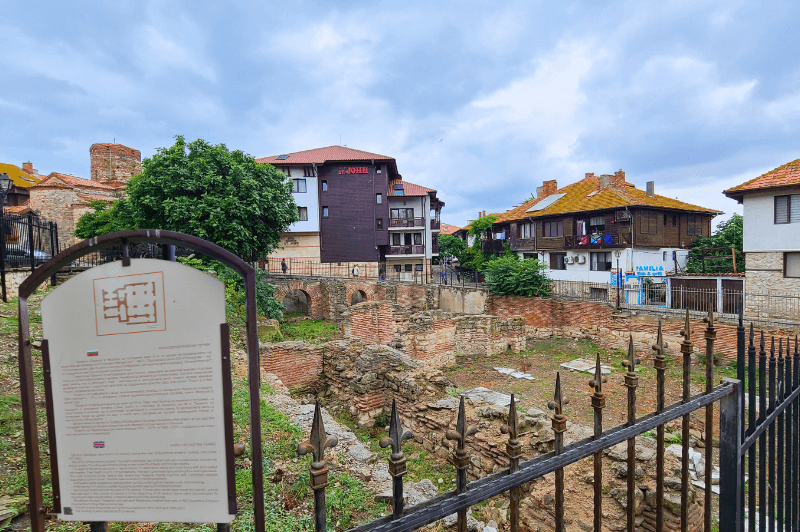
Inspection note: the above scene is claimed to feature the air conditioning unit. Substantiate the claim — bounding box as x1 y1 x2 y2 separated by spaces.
615 210 631 221
565 256 574 265
577 255 586 264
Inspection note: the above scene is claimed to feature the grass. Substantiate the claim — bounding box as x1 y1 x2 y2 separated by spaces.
264 317 339 344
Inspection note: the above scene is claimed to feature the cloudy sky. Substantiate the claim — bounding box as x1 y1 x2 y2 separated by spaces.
2 0 799 227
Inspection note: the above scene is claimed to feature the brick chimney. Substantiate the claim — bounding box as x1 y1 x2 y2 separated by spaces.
585 172 595 180
22 162 37 176
541 180 558 197
610 169 626 187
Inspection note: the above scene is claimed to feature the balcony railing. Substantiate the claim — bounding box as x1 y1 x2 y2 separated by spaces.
509 237 535 251
564 233 629 249
430 219 440 230
431 244 439 254
389 217 425 228
481 239 505 254
387 244 425 255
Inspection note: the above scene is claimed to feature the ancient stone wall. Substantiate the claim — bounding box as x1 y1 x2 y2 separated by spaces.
28 187 78 247
90 143 141 185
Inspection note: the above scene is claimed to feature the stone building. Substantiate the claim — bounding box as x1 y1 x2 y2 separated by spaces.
27 143 140 247
724 158 800 316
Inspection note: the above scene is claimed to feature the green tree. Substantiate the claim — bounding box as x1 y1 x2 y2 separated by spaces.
481 254 551 297
127 136 298 259
74 199 137 239
684 214 744 273
76 136 298 260
438 234 471 265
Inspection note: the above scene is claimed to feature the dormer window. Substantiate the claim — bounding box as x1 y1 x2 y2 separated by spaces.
393 183 404 196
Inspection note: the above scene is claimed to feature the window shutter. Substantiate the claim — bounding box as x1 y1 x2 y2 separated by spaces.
776 196 790 223
791 195 800 223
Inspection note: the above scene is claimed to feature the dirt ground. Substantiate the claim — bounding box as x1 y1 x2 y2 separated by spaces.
443 336 733 437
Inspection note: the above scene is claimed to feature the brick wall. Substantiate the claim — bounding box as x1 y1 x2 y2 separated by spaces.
90 143 141 185
29 187 79 247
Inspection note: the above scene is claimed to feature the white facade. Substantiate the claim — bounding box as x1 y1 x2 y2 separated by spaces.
533 247 690 284
284 167 319 233
742 190 800 252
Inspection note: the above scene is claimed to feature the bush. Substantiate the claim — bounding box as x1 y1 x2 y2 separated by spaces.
481 255 550 297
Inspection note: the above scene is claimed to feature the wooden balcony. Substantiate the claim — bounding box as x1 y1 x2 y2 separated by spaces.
389 217 425 228
430 219 441 230
509 238 535 251
481 239 505 254
387 245 425 255
564 233 630 249
432 244 439 254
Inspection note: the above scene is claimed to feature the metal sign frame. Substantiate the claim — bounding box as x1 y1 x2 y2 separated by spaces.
17 230 265 532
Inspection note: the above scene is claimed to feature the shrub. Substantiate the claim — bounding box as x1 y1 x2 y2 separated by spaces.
481 255 551 297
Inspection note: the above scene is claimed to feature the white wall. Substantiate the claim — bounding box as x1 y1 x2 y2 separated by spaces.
742 190 800 252
284 167 319 232
531 247 689 284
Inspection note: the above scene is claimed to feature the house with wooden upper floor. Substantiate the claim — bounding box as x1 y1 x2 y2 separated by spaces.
724 158 800 319
490 170 720 296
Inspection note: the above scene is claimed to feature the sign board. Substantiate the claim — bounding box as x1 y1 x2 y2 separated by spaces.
41 259 233 523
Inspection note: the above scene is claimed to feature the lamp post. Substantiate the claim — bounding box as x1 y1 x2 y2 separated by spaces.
614 250 622 310
0 172 12 302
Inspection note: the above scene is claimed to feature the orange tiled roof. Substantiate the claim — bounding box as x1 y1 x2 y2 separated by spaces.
440 223 462 235
388 180 436 197
35 173 117 191
495 175 719 223
0 162 41 188
3 204 32 214
256 146 394 165
724 158 800 199
77 193 116 202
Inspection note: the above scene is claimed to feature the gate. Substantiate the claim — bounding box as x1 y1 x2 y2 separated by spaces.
297 310 798 532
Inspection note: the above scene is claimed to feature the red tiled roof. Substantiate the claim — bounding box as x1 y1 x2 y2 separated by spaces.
256 146 394 165
4 204 31 214
724 158 800 199
77 193 116 202
34 173 117 191
495 174 719 223
440 223 462 235
388 180 436 197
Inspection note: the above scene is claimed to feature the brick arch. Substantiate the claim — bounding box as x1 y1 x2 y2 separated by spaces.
345 282 375 306
272 279 328 319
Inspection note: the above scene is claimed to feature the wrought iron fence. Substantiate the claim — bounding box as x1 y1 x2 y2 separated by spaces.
296 312 798 532
0 213 59 271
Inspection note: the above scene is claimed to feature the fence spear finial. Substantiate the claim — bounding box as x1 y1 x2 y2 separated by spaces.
771 336 776 361
501 393 519 441
380 398 413 458
589 353 608 394
622 334 640 372
681 309 691 342
446 395 477 451
749 322 754 347
760 330 765 352
297 400 338 468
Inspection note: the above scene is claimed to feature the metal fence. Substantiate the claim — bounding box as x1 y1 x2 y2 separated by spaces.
0 213 59 271
297 313 794 532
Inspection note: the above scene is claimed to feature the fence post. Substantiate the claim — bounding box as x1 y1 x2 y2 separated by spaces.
719 378 743 532
28 212 35 273
49 222 57 287
0 213 6 302
298 401 338 532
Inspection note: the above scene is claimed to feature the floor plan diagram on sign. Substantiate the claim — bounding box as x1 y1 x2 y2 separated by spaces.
93 271 167 336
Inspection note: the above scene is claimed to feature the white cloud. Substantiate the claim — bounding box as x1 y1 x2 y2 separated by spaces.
138 25 216 81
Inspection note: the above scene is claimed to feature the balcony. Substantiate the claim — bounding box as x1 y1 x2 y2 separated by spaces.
387 245 425 256
481 239 505 254
430 219 441 230
432 244 439 254
389 217 425 228
509 238 535 252
564 233 630 249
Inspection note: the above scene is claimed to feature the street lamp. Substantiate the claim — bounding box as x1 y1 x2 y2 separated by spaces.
614 250 622 310
0 173 12 214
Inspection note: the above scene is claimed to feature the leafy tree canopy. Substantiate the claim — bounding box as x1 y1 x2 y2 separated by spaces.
75 136 298 260
481 254 551 297
684 214 744 273
468 214 497 237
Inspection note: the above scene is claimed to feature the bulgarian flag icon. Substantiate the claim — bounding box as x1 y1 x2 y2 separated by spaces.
87 350 99 357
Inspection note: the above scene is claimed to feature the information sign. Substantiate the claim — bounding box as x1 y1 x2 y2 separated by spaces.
41 259 233 523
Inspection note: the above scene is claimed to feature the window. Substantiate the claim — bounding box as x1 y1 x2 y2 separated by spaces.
297 207 308 221
376 218 383 230
393 183 405 196
322 180 328 191
589 215 605 233
775 195 800 224
376 165 382 174
322 206 329 217
404 264 412 272
591 252 612 271
376 193 382 204
550 253 567 270
392 233 401 245
687 216 703 236
415 264 423 271
413 233 422 245
641 211 658 234
518 223 532 239
786 253 800 278
576 219 586 236
292 179 306 193
590 287 608 301
390 208 414 219
394 264 402 272
543 220 563 237
303 166 314 177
